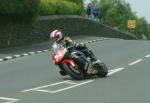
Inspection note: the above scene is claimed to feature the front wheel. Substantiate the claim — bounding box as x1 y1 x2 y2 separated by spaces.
97 62 108 77
62 63 85 80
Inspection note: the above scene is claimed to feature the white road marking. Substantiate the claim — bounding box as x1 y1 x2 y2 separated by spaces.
104 38 110 40
50 80 94 93
0 58 4 62
21 80 70 92
35 89 51 93
22 53 28 56
21 67 127 94
108 68 125 76
43 50 48 52
128 59 143 66
36 51 42 53
21 80 94 94
5 56 12 59
0 97 19 103
28 52 35 54
13 55 21 58
145 54 150 58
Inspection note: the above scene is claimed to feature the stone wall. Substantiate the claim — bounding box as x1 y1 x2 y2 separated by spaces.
0 15 137 48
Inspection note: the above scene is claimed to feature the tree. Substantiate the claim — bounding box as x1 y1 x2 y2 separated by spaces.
148 24 150 40
99 0 135 30
99 0 150 39
134 17 149 39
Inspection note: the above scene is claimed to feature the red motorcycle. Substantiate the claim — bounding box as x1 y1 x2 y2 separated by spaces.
52 43 108 80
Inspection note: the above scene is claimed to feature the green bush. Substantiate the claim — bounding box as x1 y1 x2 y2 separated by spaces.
0 0 39 16
38 0 83 16
38 0 56 15
65 0 83 6
64 0 84 15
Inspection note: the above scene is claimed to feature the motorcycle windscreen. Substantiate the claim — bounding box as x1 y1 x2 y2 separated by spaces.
53 49 65 63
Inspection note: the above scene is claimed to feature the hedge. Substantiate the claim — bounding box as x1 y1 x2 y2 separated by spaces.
64 0 84 6
38 0 83 16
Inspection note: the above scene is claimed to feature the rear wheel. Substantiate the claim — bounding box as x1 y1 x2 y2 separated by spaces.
62 63 85 80
97 62 108 77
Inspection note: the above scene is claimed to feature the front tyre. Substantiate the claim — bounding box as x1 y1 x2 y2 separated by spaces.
97 62 108 77
62 63 85 80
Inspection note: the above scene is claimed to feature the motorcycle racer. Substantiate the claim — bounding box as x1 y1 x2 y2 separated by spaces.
50 29 98 75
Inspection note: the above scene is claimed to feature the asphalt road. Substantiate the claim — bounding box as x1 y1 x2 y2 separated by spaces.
0 38 150 103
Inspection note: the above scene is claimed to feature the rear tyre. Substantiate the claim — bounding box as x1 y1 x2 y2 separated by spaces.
62 63 85 80
97 62 108 77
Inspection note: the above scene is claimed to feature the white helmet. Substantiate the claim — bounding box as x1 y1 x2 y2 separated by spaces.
50 30 63 42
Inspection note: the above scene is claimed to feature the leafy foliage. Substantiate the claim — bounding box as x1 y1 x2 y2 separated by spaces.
65 0 83 5
97 0 150 39
147 24 150 40
134 17 148 39
0 0 84 17
39 0 83 15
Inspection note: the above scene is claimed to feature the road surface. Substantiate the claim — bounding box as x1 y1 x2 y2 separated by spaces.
0 37 150 103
